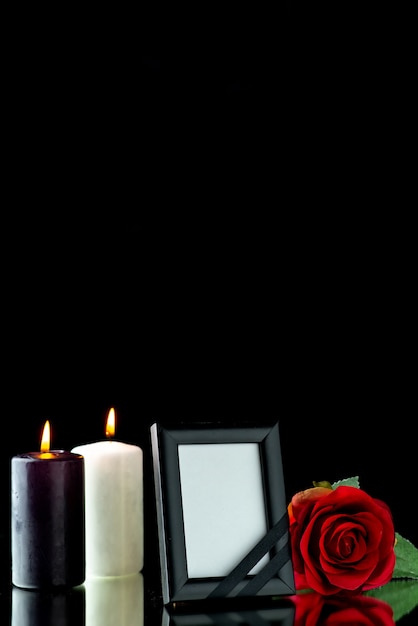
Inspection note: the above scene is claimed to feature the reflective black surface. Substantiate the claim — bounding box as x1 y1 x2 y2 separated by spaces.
2 531 418 625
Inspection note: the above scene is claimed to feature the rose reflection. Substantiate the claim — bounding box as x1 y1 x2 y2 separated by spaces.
292 591 395 626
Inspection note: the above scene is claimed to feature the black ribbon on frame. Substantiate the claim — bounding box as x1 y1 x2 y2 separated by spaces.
207 514 290 599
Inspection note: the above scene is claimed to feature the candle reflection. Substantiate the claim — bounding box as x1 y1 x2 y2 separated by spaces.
12 584 85 626
85 573 143 626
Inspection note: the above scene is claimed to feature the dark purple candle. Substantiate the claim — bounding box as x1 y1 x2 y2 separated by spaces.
11 438 85 589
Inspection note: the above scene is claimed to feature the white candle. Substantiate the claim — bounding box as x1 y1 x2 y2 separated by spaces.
85 573 143 626
72 408 143 577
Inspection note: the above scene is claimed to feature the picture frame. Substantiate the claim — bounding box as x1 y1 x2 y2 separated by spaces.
150 421 295 604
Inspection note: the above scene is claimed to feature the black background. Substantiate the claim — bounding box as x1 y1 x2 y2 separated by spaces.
1 3 417 624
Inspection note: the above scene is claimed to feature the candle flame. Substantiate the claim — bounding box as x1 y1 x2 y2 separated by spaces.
40 420 51 452
106 408 116 438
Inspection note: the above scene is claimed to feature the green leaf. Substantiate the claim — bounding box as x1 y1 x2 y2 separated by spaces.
393 532 418 579
365 580 418 622
312 480 333 489
331 475 360 489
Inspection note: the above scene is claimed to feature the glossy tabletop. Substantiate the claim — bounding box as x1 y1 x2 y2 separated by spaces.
1 533 417 626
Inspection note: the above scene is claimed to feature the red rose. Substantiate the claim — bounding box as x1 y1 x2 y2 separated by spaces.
292 591 395 626
288 485 396 595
